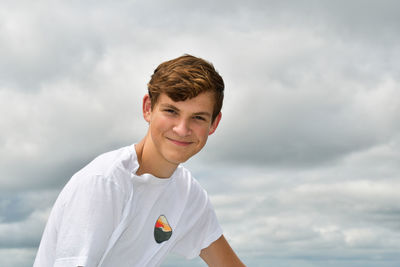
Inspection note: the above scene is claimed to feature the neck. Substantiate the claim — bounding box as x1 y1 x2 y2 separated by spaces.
135 135 178 178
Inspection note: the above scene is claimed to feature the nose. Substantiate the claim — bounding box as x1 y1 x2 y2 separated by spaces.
173 119 192 137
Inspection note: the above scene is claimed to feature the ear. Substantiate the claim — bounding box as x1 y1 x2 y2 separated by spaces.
208 112 222 135
142 94 152 123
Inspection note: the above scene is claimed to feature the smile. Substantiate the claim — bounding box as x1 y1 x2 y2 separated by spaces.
166 137 193 146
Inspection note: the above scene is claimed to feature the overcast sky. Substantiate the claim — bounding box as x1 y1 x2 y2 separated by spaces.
1 1 400 266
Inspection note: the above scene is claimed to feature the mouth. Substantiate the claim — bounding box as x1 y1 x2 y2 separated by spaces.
166 137 193 146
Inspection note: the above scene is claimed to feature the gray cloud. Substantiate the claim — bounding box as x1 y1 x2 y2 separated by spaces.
201 26 400 167
1 1 400 266
191 155 400 265
0 190 57 249
0 195 33 223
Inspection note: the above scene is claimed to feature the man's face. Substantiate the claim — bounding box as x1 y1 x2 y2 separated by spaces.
144 92 221 166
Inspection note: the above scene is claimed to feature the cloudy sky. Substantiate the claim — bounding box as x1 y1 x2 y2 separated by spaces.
1 0 400 266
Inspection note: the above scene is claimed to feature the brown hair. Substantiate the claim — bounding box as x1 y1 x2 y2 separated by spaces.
147 54 224 122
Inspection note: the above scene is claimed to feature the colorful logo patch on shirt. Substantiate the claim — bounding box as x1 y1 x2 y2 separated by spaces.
154 215 173 244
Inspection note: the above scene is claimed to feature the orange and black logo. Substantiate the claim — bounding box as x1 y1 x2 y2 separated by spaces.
154 215 172 243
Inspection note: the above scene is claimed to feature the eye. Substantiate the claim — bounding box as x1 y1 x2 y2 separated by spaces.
164 109 177 114
193 115 206 121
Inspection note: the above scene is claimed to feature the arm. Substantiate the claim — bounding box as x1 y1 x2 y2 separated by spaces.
200 235 246 267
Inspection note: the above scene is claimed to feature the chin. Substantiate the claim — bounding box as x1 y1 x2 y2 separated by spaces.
165 151 195 165
168 155 191 164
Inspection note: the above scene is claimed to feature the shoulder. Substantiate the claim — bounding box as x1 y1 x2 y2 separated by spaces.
59 145 137 202
174 166 209 205
77 145 135 183
83 144 136 176
175 166 204 190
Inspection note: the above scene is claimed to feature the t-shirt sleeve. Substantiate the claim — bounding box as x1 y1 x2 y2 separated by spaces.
53 175 126 267
171 181 223 259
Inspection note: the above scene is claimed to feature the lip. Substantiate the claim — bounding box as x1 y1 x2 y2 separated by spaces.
166 137 193 146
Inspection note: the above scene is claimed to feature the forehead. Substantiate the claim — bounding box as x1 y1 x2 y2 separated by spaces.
156 92 215 113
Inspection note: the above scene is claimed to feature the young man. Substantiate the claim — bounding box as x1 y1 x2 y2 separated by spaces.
34 55 245 267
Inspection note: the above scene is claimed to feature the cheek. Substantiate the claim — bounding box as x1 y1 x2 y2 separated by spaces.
195 125 212 140
151 115 170 132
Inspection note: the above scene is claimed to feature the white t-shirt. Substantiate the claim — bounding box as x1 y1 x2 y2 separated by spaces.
34 144 222 267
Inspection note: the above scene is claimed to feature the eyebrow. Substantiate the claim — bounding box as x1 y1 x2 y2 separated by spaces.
160 104 212 118
160 104 179 111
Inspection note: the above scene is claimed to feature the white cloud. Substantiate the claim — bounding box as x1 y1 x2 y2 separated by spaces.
192 138 400 263
1 1 400 266
0 248 36 267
